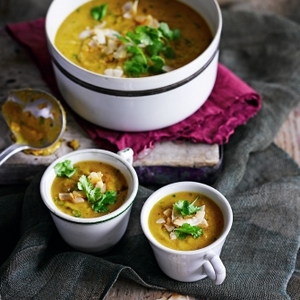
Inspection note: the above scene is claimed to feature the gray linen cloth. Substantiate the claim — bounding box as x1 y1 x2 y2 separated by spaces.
1 9 300 300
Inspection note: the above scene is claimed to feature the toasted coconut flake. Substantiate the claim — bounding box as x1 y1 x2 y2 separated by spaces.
88 39 98 48
73 196 85 203
103 28 119 40
59 192 86 203
113 45 127 59
164 224 175 232
88 171 103 184
173 209 206 227
59 193 74 202
79 28 92 39
94 21 107 29
73 190 86 198
122 0 139 19
93 28 106 44
171 206 181 221
162 65 174 73
156 218 166 224
135 14 159 28
199 218 208 227
163 208 172 218
169 231 177 240
104 68 124 77
95 181 106 193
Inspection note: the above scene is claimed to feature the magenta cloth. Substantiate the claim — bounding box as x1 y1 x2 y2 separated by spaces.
6 18 262 156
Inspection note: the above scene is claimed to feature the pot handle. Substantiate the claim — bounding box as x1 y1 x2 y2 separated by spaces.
203 252 226 285
117 147 134 165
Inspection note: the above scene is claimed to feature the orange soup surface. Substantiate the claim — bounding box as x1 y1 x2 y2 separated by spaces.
55 0 213 77
51 160 128 218
148 191 224 251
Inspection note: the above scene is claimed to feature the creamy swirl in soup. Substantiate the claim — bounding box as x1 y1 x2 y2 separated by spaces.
55 0 213 77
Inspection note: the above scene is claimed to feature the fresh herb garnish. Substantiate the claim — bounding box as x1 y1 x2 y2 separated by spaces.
77 175 117 212
72 210 81 218
77 175 101 202
92 191 117 213
174 199 200 216
159 22 180 41
118 23 180 77
174 223 203 240
54 160 76 178
91 4 107 21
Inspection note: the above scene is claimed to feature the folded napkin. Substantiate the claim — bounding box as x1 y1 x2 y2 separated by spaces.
6 18 261 155
1 9 300 300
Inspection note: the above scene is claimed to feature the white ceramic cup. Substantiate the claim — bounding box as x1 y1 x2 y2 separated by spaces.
40 148 138 254
140 181 233 285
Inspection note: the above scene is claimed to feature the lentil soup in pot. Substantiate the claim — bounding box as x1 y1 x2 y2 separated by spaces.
55 0 213 77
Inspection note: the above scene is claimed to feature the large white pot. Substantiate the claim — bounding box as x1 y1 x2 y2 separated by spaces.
45 0 222 132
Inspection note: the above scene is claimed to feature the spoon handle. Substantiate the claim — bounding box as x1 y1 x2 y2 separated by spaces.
0 143 29 167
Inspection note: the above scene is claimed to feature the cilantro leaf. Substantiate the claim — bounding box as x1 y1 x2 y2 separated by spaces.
72 210 81 218
123 60 146 77
159 22 181 40
148 55 165 74
174 223 203 240
54 160 76 178
174 199 200 216
146 41 164 56
163 46 176 59
123 46 148 77
91 4 107 21
77 175 117 213
92 191 117 213
77 175 101 203
118 23 180 77
127 28 152 46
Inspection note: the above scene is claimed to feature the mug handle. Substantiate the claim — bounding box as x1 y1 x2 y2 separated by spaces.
117 147 134 165
203 252 226 285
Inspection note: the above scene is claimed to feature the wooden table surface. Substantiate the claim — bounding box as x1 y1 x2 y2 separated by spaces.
1 0 300 299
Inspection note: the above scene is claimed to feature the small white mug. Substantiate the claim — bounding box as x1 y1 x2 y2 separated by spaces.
140 181 233 285
40 148 138 254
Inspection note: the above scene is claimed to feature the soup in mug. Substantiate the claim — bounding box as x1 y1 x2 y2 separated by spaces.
51 160 128 218
55 0 213 77
148 191 224 251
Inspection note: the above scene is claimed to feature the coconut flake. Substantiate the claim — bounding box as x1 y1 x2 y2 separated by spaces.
95 181 106 193
79 28 92 39
58 193 74 202
93 28 106 44
164 224 175 232
135 14 159 28
162 65 174 73
122 1 139 19
73 196 85 203
163 208 172 218
169 231 177 240
104 68 124 77
88 172 103 184
103 28 119 40
173 209 206 227
113 45 127 59
156 218 166 224
94 21 107 29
